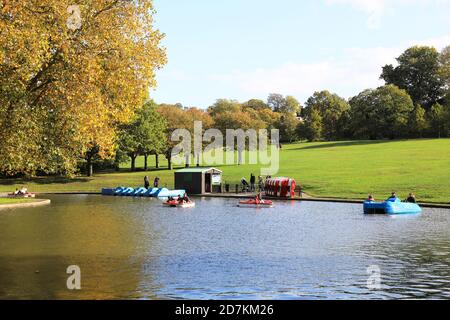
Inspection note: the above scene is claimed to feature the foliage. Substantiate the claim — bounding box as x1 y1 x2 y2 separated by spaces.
0 0 166 176
381 46 445 108
349 85 414 140
303 91 350 140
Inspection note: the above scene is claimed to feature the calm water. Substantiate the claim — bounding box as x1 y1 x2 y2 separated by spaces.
0 195 449 300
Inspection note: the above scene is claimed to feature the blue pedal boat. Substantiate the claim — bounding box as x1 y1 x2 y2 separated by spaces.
364 197 422 215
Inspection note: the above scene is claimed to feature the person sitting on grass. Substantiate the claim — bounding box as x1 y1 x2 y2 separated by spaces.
406 193 417 203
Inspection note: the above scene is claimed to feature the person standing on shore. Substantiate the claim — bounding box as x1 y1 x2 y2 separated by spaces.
258 176 264 192
250 174 256 192
144 176 150 189
154 177 160 188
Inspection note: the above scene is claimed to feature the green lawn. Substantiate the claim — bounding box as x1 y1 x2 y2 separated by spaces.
0 198 34 205
0 139 449 203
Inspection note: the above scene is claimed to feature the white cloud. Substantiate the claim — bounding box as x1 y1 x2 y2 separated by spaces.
326 0 450 29
210 36 450 102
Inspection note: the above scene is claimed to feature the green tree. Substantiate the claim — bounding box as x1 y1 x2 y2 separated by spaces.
303 91 350 140
381 46 444 108
277 113 299 143
408 105 428 138
297 109 323 142
350 85 414 140
284 96 302 114
243 99 270 110
428 103 447 138
138 101 168 171
117 102 167 171
208 99 241 117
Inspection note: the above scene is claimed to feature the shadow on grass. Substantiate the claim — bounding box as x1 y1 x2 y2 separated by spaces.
289 140 393 151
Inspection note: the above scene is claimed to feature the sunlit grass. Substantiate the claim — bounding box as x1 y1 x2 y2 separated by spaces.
0 139 449 203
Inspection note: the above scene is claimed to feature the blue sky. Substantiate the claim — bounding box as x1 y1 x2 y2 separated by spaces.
151 0 450 108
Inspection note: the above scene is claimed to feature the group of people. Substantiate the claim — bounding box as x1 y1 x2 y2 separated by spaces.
241 174 271 192
168 194 191 204
13 187 29 196
144 176 159 189
367 192 417 203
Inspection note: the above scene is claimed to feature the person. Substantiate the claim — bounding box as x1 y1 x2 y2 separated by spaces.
144 176 150 189
250 174 256 192
18 187 27 195
183 194 191 203
367 194 375 201
387 192 397 200
255 192 263 204
13 188 19 195
153 177 160 188
258 176 264 192
241 178 250 192
406 193 417 203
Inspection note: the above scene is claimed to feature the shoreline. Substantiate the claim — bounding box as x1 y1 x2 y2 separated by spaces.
0 199 51 210
33 192 450 210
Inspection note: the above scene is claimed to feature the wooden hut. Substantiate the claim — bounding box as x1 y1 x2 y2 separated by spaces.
174 168 223 194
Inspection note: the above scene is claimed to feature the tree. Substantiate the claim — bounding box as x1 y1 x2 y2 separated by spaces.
277 113 299 143
408 105 428 138
208 99 241 117
138 101 168 171
380 46 444 108
156 104 189 170
0 0 166 177
267 93 287 112
303 91 350 140
297 109 323 142
428 103 447 138
117 101 167 172
350 85 414 140
243 99 270 111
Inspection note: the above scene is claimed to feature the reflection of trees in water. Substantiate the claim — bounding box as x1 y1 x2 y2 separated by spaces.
0 196 159 299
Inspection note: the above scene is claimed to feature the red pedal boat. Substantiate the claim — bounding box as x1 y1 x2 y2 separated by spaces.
164 200 196 208
238 199 273 208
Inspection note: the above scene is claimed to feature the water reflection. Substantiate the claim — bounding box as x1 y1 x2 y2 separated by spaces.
0 196 449 299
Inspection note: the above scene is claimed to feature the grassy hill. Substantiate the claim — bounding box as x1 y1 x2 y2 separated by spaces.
1 139 449 203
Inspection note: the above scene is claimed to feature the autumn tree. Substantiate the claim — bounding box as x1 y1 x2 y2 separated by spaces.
0 0 166 176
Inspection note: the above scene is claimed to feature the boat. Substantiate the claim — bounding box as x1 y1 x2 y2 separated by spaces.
7 193 36 198
364 198 422 215
238 199 274 208
102 187 186 198
163 200 196 208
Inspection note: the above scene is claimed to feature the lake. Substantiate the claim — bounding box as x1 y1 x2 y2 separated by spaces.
0 195 449 299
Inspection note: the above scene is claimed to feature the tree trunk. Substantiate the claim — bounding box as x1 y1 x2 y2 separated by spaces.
87 157 93 177
144 154 148 171
167 156 172 170
155 154 159 169
131 155 136 172
185 154 190 168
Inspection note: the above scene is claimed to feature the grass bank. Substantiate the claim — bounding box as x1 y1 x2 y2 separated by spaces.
0 198 34 205
0 139 449 203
